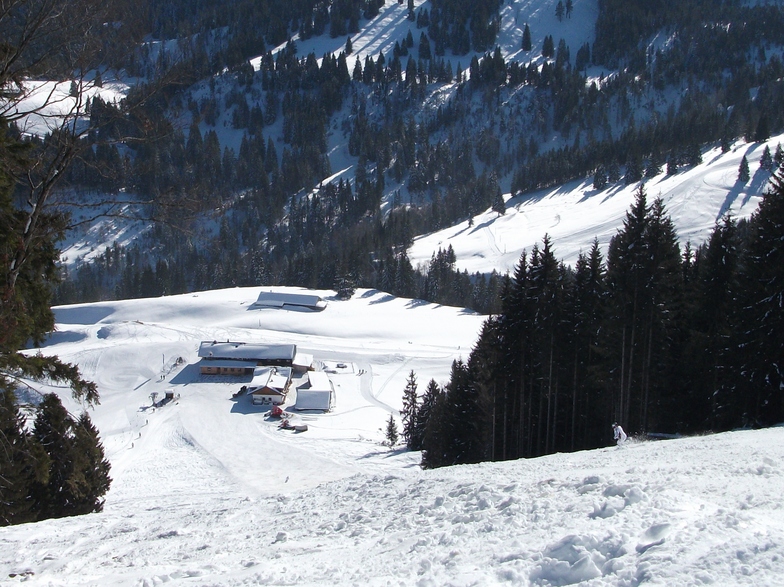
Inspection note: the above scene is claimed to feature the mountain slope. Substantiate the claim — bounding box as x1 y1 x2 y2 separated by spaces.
410 134 774 272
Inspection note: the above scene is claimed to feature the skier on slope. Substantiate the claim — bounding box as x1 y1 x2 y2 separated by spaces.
612 422 627 446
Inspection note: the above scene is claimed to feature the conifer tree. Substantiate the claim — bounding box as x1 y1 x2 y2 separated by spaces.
542 35 555 58
70 413 112 514
419 32 431 60
522 24 532 52
593 166 608 190
400 370 419 448
385 414 399 447
492 188 506 216
31 394 111 519
686 216 740 431
439 359 486 465
760 146 773 171
734 170 784 426
603 187 682 434
31 394 75 519
569 240 605 448
738 155 750 182
415 379 442 461
666 155 678 176
0 390 49 526
775 144 784 168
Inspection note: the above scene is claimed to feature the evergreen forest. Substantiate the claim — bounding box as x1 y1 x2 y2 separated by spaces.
401 177 784 467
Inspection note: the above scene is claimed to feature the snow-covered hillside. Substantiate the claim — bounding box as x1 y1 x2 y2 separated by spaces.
265 0 597 77
2 286 784 586
410 135 776 273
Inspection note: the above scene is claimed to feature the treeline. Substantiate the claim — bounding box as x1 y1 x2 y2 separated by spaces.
56 202 505 315
127 0 491 79
401 175 784 467
593 0 784 68
0 391 111 526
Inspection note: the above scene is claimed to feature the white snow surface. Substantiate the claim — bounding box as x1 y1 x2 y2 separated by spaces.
4 79 127 137
3 286 784 586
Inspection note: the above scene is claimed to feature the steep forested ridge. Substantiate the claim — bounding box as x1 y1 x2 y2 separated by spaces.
51 0 784 310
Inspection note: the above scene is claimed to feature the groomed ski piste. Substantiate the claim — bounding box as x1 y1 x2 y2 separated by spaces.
2 285 784 586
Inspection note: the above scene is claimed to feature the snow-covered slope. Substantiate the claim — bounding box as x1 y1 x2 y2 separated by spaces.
2 286 784 586
265 0 598 76
410 135 776 274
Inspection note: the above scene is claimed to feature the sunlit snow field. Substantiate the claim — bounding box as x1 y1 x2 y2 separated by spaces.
1 286 784 586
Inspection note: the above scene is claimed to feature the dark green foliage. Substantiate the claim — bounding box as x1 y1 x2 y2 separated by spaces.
738 156 750 182
603 188 683 433
420 359 488 468
0 389 49 526
521 24 532 52
682 216 740 431
492 189 505 216
401 371 419 448
31 394 111 520
419 381 447 468
385 414 399 447
733 171 784 426
593 166 608 190
542 35 554 59
760 146 773 172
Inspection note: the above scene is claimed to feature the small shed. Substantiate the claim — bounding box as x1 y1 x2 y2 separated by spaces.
295 371 334 411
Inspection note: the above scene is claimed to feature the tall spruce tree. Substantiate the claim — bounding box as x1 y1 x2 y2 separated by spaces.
385 414 399 447
70 412 112 514
30 394 111 519
738 155 750 182
401 370 419 448
31 394 76 519
420 380 447 468
0 390 49 526
569 240 606 449
522 24 532 52
603 186 682 434
686 216 740 431
734 170 784 426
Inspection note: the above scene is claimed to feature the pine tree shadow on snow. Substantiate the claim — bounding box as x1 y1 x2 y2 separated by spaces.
717 155 769 221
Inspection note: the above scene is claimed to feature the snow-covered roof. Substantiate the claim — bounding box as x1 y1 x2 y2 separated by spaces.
299 370 333 393
269 369 291 389
248 367 292 395
252 291 327 311
293 351 313 369
198 341 297 361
